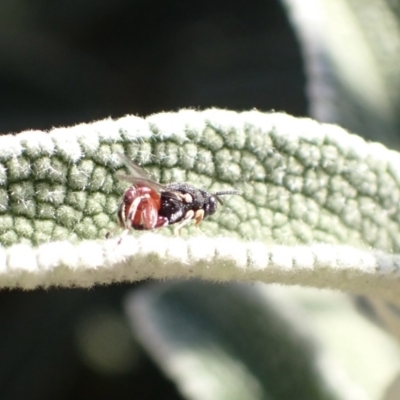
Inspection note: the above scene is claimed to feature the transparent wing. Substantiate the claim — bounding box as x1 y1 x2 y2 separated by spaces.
116 153 154 180
115 153 164 193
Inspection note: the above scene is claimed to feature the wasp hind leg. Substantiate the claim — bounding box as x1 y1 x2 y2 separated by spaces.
173 210 195 236
116 196 144 245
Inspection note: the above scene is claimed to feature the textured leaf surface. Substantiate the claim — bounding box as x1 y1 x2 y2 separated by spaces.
1 109 400 293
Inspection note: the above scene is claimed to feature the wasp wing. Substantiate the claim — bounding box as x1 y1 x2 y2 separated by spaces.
114 173 163 190
116 153 155 180
116 153 164 193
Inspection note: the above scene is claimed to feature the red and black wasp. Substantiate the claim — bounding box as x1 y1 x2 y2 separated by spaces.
115 153 241 236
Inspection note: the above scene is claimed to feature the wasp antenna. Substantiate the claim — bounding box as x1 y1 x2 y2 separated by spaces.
213 189 242 196
213 190 241 205
215 196 224 206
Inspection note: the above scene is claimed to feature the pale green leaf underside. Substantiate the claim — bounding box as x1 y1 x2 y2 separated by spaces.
1 109 400 292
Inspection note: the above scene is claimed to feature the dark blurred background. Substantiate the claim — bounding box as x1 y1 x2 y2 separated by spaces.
0 1 306 399
0 0 306 133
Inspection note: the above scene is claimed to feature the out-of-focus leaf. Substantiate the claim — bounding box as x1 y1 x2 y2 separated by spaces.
125 282 370 400
283 0 400 148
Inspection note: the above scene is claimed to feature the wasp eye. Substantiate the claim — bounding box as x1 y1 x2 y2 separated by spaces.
205 196 218 216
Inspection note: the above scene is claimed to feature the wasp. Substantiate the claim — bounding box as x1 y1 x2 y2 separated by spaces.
115 153 241 236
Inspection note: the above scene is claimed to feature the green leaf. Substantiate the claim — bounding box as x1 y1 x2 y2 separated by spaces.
125 282 366 400
0 110 400 296
283 0 400 147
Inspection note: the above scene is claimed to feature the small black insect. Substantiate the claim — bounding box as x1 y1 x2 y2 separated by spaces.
116 153 241 236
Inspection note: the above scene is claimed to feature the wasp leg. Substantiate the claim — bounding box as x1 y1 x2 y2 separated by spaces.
117 196 145 245
105 226 120 239
193 209 204 226
117 228 130 245
173 210 195 236
126 195 147 229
